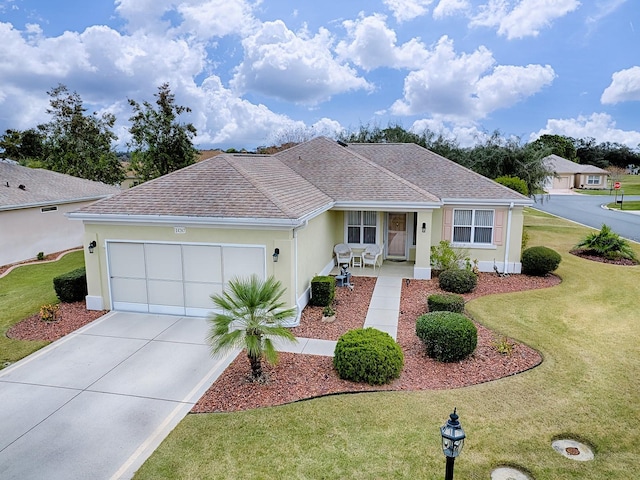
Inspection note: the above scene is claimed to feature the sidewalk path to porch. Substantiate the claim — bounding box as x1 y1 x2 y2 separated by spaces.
277 275 404 356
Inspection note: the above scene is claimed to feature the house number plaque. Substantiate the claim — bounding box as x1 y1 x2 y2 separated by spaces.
174 226 186 234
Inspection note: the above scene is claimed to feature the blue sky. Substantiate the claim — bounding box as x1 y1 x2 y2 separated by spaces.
0 0 638 150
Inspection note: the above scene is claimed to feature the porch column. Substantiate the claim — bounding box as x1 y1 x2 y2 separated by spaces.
414 209 433 279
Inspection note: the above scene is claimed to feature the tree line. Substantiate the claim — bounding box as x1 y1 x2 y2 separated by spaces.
0 83 197 185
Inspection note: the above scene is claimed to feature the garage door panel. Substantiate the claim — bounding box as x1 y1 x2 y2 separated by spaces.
109 243 146 278
223 247 264 282
147 280 184 306
111 278 147 304
145 244 183 281
185 282 222 309
183 245 221 283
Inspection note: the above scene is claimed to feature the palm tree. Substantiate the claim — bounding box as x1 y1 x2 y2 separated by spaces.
207 275 297 382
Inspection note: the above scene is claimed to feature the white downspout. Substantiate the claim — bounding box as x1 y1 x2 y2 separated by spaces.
503 202 514 274
292 219 308 325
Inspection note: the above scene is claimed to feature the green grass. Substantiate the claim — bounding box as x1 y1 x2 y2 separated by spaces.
577 174 640 195
606 200 640 211
134 210 640 480
0 250 85 366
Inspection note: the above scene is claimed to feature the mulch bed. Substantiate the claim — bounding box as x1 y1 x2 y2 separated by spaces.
192 272 560 413
569 249 639 266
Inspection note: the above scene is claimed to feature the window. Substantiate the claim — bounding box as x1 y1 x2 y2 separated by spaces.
41 206 58 213
452 209 494 244
587 175 600 185
347 211 377 244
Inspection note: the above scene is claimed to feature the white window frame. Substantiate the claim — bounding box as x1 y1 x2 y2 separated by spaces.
345 211 378 245
587 175 600 185
452 209 494 245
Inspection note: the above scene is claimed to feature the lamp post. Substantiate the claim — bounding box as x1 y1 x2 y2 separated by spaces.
441 408 465 480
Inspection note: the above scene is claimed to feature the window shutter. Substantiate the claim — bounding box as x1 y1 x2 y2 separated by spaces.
442 208 453 241
493 209 504 246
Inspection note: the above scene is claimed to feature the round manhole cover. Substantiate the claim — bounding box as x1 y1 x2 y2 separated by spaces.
552 439 594 461
491 467 530 480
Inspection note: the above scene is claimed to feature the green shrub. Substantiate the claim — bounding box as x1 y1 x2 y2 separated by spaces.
521 246 562 276
39 303 59 322
574 224 637 261
416 312 477 362
438 268 477 294
37 252 45 261
430 240 470 272
310 276 336 306
53 268 88 303
427 293 465 313
494 175 529 196
333 328 404 385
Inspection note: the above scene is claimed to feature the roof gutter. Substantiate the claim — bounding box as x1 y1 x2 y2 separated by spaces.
0 195 116 212
440 197 533 207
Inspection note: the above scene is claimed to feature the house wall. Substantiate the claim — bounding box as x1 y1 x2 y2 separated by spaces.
576 173 607 189
431 205 525 274
294 210 342 310
1 201 95 266
81 222 293 312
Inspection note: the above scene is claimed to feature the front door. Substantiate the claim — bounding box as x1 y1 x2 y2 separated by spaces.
387 213 407 259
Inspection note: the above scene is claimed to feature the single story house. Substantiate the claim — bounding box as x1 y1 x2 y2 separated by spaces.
0 160 120 267
69 137 532 325
543 154 609 191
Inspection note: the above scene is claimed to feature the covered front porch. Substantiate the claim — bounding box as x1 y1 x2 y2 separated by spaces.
330 260 416 279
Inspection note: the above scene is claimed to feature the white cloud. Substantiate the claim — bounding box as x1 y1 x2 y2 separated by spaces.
384 0 435 22
586 0 628 25
532 113 640 148
410 118 490 147
433 0 472 19
601 66 640 104
389 36 555 120
176 0 259 38
231 20 372 104
336 13 429 70
471 0 581 39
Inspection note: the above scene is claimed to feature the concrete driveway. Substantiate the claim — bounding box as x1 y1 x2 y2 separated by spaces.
0 312 239 480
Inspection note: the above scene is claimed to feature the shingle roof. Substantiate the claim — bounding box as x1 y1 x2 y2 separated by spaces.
77 154 333 221
73 137 532 224
0 161 120 211
347 142 529 201
544 154 609 174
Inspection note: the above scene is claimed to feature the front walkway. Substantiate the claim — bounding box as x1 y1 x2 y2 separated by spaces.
277 274 405 356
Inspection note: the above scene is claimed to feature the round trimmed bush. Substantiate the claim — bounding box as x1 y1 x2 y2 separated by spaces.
427 293 465 313
333 328 404 385
521 246 561 276
438 268 477 294
416 312 477 362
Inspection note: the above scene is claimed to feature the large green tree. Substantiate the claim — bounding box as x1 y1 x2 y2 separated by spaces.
128 83 197 182
37 84 124 185
531 134 577 161
207 275 297 382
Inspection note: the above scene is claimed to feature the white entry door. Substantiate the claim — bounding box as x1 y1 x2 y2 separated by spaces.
387 213 407 259
108 242 265 316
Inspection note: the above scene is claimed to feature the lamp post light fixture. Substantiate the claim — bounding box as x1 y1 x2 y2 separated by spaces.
441 408 465 480
88 241 97 254
272 248 280 262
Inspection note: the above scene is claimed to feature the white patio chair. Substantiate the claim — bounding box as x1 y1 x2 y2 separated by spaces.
334 243 352 268
362 244 382 271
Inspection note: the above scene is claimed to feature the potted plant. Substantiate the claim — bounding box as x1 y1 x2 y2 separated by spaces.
322 305 336 323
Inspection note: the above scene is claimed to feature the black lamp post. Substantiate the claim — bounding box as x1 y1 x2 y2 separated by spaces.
440 408 465 480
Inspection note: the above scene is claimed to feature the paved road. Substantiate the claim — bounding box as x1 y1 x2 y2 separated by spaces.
532 194 640 243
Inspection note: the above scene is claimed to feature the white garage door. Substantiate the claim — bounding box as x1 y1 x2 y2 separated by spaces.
107 242 266 316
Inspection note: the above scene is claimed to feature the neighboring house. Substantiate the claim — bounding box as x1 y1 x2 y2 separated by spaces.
0 160 120 267
69 137 532 324
543 154 609 191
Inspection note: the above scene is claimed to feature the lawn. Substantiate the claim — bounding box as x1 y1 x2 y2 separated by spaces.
606 200 640 211
0 250 85 366
134 210 640 480
577 174 640 195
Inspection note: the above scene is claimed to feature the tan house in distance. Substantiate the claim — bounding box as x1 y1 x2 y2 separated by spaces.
543 154 609 191
69 137 533 325
0 160 120 267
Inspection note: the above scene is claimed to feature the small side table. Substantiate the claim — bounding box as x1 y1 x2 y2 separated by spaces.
352 254 362 268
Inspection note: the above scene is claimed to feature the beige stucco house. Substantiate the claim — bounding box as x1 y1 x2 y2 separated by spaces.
543 154 609 191
69 137 532 325
0 160 120 267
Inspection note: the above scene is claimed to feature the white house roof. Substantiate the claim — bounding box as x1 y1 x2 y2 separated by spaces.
0 161 121 212
72 137 532 225
543 154 609 175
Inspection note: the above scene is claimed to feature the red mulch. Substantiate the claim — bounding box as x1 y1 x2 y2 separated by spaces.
569 249 639 266
192 272 560 413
